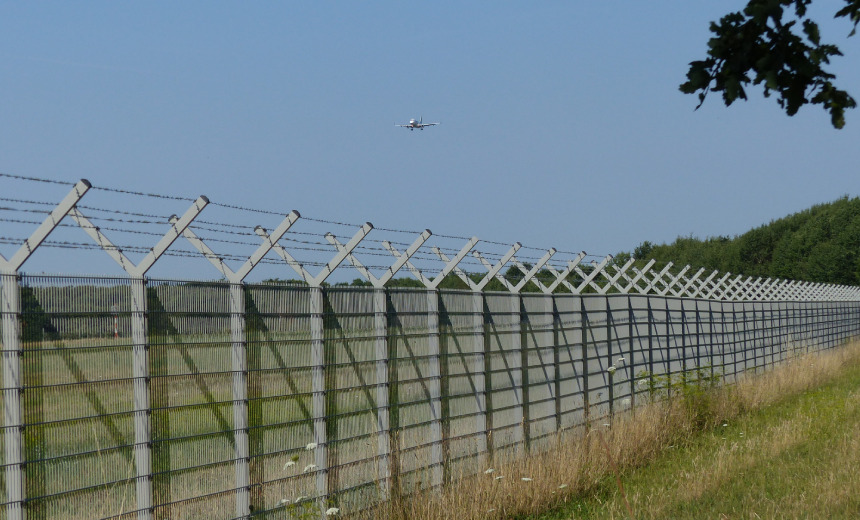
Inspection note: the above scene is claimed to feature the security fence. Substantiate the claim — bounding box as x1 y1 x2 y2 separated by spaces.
2 278 859 520
1 176 860 520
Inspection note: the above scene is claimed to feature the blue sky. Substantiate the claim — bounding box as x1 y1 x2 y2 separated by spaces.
2 2 860 280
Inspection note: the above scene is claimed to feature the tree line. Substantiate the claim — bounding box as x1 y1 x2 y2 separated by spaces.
631 196 860 286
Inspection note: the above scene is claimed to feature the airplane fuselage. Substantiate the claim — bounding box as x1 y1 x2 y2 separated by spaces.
397 117 438 130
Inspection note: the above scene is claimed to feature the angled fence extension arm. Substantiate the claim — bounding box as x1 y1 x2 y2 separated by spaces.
474 244 521 291
429 237 480 289
70 194 208 520
472 251 515 292
658 265 690 297
258 221 372 504
172 209 299 517
677 267 706 298
1 179 91 520
615 258 656 294
595 257 635 295
543 252 587 294
642 262 674 295
174 210 300 282
2 179 92 271
573 255 612 294
512 249 556 293
704 272 732 300
327 229 431 288
433 246 478 290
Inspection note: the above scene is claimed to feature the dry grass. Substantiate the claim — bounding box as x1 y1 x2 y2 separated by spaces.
356 340 860 520
365 405 694 520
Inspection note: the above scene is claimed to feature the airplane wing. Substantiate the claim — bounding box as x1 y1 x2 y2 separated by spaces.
421 122 439 127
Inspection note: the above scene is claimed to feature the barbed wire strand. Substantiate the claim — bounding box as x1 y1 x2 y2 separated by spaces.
1 171 612 258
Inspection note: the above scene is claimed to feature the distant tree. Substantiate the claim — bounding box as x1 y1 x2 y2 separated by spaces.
386 277 425 288
336 278 371 287
633 241 655 260
262 278 307 286
681 0 860 128
629 196 860 286
612 251 632 266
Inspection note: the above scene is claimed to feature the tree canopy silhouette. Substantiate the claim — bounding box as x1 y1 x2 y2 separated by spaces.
681 0 860 128
632 196 860 286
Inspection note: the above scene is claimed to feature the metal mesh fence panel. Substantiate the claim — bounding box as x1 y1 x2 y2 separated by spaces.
606 295 632 416
521 293 555 449
554 295 584 432
484 292 522 458
386 288 435 495
628 295 651 409
244 283 313 515
0 275 6 516
438 290 485 480
19 275 136 520
146 279 235 520
1 276 859 520
581 296 609 420
320 287 380 511
665 298 686 394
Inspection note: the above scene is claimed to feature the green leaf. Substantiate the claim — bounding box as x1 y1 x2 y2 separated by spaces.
681 0 856 128
802 19 821 44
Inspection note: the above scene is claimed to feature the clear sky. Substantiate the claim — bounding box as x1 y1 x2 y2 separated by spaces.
2 2 860 281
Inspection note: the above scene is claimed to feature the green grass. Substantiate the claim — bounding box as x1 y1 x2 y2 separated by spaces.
526 352 860 520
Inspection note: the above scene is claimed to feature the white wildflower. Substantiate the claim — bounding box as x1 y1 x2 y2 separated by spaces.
303 464 317 473
295 496 306 504
487 509 496 513
305 442 318 451
617 357 626 365
521 477 532 482
283 460 296 470
559 484 568 489
494 475 504 481
722 422 728 427
638 379 648 388
621 398 631 408
325 507 340 516
602 423 611 428
607 365 616 375
484 468 495 474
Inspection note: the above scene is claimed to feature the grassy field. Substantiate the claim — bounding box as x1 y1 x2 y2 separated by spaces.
370 340 860 520
529 346 860 519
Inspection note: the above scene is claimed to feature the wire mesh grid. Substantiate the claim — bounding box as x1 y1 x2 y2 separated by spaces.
1 278 859 519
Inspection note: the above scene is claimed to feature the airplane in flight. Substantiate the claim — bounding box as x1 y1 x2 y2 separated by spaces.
396 117 439 130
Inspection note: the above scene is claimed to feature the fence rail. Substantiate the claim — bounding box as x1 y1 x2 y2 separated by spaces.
1 177 859 519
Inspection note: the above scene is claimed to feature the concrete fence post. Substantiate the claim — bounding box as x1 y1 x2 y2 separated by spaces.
1 272 24 520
